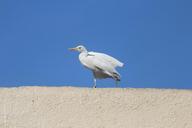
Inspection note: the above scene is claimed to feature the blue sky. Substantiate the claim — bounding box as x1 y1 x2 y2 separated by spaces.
0 0 192 88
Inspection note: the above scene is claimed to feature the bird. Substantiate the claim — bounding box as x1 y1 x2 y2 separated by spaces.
69 45 124 88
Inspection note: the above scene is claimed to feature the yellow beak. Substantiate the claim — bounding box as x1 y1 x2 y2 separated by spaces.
69 47 77 51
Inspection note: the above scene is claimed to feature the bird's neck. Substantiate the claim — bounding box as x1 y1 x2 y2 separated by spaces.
81 50 88 55
79 52 88 60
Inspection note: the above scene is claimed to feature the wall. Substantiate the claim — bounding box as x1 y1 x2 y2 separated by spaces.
0 87 192 128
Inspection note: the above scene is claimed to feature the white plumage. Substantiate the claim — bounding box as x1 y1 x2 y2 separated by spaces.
69 45 124 88
88 52 124 68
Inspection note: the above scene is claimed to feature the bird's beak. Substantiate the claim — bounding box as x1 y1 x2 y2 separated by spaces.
69 47 77 51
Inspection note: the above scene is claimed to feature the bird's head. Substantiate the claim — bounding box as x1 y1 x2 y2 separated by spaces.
69 45 87 53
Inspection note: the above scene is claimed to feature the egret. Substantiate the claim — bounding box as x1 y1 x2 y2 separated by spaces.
69 45 124 88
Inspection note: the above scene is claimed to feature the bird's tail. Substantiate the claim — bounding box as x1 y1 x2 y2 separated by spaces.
112 72 121 81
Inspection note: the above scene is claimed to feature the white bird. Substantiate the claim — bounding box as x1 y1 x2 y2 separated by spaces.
69 45 124 88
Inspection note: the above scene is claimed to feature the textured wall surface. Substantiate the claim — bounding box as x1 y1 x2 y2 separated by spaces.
0 87 192 128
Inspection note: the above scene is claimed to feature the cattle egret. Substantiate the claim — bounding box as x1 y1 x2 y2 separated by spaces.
69 45 124 88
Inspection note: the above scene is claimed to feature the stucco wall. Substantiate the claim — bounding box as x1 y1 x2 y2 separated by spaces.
0 87 192 128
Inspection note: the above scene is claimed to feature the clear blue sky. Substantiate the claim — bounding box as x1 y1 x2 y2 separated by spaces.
0 0 192 88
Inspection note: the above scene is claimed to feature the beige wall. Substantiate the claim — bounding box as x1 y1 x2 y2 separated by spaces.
0 87 192 128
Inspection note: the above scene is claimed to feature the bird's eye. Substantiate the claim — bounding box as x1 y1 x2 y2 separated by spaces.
79 47 82 49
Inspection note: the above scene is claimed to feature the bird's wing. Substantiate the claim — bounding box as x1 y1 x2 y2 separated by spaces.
79 52 115 74
88 55 121 80
89 52 124 68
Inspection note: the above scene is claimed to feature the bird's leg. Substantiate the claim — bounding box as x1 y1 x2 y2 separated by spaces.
115 81 119 88
93 78 97 88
